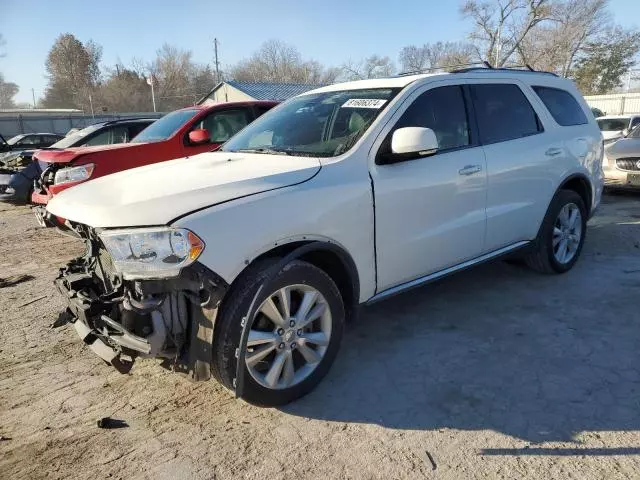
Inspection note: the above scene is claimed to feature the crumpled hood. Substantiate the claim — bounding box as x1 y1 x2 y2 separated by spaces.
47 151 321 227
35 142 145 164
605 138 640 159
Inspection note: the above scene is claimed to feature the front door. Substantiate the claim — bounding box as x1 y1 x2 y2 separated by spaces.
370 83 487 291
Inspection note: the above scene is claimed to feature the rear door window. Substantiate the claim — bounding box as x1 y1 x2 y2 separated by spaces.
198 109 250 143
532 86 588 126
470 84 542 145
128 122 151 140
18 135 42 146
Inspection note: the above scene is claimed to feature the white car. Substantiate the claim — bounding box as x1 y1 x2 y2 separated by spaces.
597 114 640 145
48 67 604 406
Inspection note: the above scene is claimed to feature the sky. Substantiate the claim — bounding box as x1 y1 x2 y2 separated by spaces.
1 0 639 104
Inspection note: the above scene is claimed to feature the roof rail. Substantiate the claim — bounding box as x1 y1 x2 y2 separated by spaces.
397 61 493 76
452 64 558 77
398 61 557 77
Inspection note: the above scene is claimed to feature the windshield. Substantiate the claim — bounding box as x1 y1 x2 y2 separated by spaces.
6 135 26 145
130 109 198 143
222 88 400 157
597 118 630 132
50 124 103 148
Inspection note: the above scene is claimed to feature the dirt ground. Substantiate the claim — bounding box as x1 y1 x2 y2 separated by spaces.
1 193 640 480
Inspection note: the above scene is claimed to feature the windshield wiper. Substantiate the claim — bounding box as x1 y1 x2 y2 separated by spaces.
229 148 292 156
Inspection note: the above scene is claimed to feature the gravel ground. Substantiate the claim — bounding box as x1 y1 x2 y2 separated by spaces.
1 193 640 480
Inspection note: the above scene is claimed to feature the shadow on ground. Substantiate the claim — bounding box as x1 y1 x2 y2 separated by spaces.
285 201 640 446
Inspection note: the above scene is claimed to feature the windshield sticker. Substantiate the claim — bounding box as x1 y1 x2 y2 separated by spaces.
342 99 387 109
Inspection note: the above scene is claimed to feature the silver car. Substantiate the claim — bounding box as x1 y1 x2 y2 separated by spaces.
603 125 640 189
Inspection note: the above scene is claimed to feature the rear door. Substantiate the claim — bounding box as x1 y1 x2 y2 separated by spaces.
370 82 488 291
468 81 553 251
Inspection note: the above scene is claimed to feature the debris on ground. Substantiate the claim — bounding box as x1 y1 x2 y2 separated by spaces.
97 417 128 429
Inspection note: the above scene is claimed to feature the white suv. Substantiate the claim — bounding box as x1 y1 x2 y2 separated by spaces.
49 67 604 406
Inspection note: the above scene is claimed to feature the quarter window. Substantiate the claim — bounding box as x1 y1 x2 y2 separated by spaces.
470 84 542 145
395 85 470 151
533 86 588 126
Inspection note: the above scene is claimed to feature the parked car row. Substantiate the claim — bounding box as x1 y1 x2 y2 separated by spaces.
32 67 607 406
32 101 276 227
0 119 155 204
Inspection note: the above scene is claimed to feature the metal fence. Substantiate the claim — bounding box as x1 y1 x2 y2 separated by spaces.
584 94 640 116
0 112 164 138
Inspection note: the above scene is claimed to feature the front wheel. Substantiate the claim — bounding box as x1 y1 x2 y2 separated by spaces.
525 189 587 274
212 260 345 406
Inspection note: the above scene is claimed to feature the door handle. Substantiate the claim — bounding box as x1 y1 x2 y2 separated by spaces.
458 164 482 176
545 148 563 157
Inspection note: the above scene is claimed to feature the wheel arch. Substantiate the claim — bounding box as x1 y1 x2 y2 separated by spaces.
224 238 361 323
558 173 592 216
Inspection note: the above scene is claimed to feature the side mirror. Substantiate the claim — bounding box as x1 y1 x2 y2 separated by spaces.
188 129 210 145
391 127 438 157
622 128 629 138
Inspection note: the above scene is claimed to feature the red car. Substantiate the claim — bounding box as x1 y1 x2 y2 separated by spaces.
32 101 277 226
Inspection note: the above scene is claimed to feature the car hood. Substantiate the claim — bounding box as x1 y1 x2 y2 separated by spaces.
35 142 146 164
605 138 640 159
47 151 321 228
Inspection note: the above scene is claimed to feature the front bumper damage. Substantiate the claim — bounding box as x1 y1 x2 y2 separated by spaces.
55 233 228 379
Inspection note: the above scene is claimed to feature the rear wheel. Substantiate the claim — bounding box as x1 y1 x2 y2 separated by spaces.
212 260 345 406
525 189 587 274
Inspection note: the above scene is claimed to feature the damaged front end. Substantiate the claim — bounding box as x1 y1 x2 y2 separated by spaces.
55 225 228 379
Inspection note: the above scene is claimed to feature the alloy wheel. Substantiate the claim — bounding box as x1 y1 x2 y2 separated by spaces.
553 202 582 264
244 284 332 390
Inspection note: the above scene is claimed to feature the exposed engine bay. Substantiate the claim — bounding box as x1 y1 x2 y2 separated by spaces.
54 225 228 379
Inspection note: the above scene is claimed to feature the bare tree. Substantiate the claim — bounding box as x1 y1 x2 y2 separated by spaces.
0 33 6 58
341 55 395 80
399 42 474 72
516 0 609 75
460 0 553 67
95 65 151 112
230 39 339 84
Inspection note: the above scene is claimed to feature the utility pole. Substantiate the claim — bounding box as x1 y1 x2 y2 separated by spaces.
31 88 36 109
88 94 95 118
147 75 157 112
495 24 502 67
214 38 221 83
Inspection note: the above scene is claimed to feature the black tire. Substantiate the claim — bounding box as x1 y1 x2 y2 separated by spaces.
525 189 587 274
212 259 345 406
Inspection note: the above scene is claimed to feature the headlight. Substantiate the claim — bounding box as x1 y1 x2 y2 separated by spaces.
99 227 205 279
54 163 95 185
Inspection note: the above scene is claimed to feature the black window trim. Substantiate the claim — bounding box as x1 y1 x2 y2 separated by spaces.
469 82 545 147
375 84 479 165
531 85 589 127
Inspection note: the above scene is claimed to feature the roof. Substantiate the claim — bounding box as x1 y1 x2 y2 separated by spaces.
306 74 437 95
306 68 576 96
101 118 157 125
11 132 64 136
226 81 325 101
